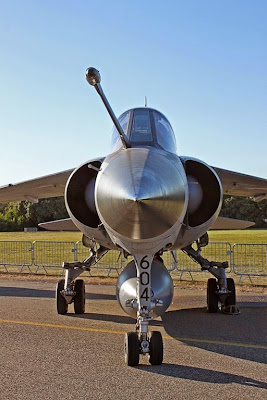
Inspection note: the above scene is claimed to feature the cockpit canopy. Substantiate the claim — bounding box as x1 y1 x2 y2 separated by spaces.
110 107 177 153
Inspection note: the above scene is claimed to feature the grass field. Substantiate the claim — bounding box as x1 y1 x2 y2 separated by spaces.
0 231 83 243
209 229 267 244
0 229 266 244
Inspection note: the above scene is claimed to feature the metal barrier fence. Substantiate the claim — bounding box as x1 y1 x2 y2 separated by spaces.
0 241 33 273
75 241 124 276
175 242 232 280
0 240 266 282
33 241 76 274
232 243 267 283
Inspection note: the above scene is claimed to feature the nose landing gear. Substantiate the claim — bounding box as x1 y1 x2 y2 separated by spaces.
124 332 140 366
124 254 164 366
149 331 163 365
124 330 163 367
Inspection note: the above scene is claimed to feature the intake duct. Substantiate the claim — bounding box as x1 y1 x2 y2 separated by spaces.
65 159 103 229
183 158 222 227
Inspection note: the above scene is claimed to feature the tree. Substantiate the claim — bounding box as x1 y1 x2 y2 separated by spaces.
0 197 68 231
220 196 267 228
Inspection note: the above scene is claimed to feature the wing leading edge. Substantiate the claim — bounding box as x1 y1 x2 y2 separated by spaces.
213 167 267 198
0 157 105 203
0 169 74 203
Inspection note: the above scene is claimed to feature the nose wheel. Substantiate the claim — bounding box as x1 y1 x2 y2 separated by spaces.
124 331 163 366
149 331 163 365
124 332 140 366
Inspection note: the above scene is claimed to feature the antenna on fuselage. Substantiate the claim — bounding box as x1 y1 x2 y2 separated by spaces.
144 96 147 107
85 67 128 149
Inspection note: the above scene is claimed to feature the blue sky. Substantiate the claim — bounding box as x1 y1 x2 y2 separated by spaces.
0 0 266 185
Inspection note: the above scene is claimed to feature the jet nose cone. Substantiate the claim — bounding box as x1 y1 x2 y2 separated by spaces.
95 148 187 240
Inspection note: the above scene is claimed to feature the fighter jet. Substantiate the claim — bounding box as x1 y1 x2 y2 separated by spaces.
0 67 266 366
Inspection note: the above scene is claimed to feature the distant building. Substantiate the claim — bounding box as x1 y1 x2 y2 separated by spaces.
24 227 38 233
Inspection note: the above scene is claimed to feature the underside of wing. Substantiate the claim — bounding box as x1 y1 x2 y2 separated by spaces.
39 218 79 231
0 169 74 203
213 167 267 198
209 216 255 230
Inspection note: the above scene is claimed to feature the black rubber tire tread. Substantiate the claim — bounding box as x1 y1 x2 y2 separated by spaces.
149 331 163 365
74 279 85 314
56 279 68 315
225 278 236 306
124 332 140 366
207 278 218 313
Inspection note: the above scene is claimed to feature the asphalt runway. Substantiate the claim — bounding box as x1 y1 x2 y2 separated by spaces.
0 278 267 400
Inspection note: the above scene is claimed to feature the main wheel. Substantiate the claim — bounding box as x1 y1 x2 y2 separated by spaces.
56 279 68 315
74 279 85 314
124 332 139 366
225 278 236 306
149 331 163 365
207 278 218 313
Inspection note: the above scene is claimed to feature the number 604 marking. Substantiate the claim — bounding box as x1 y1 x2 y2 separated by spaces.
140 255 149 269
139 256 150 301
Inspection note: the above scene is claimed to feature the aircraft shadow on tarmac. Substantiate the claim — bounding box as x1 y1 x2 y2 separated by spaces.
162 304 267 365
68 312 162 326
0 286 116 301
136 364 267 388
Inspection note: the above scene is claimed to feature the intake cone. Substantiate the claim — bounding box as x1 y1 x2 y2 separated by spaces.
95 148 186 240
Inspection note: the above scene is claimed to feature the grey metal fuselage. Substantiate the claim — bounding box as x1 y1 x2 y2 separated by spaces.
65 107 222 255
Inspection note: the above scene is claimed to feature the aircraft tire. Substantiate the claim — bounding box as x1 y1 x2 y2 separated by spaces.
225 278 236 306
207 278 218 313
56 279 68 315
124 332 139 366
74 279 85 314
149 331 163 365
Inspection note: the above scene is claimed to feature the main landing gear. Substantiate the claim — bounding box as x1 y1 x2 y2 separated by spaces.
56 278 85 315
124 254 164 366
207 277 238 314
56 245 108 315
182 234 240 315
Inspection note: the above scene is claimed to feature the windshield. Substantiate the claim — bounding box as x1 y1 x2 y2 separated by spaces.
110 111 130 152
130 109 153 142
153 110 176 153
110 108 177 153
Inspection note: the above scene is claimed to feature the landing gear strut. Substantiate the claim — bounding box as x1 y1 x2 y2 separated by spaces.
56 245 108 314
182 234 240 315
124 254 164 366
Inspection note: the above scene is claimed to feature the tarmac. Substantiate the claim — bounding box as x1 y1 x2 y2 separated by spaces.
0 276 267 400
